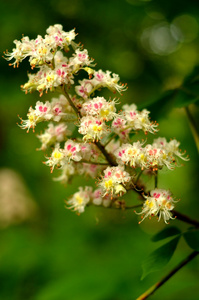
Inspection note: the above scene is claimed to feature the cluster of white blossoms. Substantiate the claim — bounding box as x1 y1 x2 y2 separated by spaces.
136 189 177 224
115 137 189 171
20 94 75 132
75 69 126 99
5 24 189 224
98 166 131 197
112 104 158 141
37 122 71 150
66 186 113 214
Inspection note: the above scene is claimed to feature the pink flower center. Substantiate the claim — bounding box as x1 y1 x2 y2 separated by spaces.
54 107 61 114
67 144 72 151
39 106 47 113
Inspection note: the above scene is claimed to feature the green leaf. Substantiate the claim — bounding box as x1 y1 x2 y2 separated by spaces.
183 229 199 251
174 66 199 107
183 66 199 86
151 226 181 242
141 236 180 280
138 89 177 120
174 88 199 108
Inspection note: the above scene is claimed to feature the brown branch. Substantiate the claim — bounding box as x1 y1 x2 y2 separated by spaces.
94 141 117 166
63 86 118 166
63 86 81 117
173 210 199 227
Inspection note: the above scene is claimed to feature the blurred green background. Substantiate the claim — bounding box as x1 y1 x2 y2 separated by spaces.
0 0 199 299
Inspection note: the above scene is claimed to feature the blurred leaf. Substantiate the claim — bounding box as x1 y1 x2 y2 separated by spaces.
174 66 199 107
183 66 199 86
174 88 199 108
183 229 199 251
138 89 178 120
151 226 181 242
141 236 180 280
139 65 199 115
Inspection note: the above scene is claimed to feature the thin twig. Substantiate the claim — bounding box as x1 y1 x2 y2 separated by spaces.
94 140 117 166
135 170 143 185
80 159 109 166
103 133 117 147
136 251 199 300
62 86 118 166
63 86 80 117
154 170 158 188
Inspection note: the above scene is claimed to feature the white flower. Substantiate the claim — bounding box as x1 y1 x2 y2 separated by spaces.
35 101 52 119
53 163 75 184
29 38 53 67
70 49 94 73
46 25 76 49
37 122 70 150
4 37 34 67
122 104 158 134
81 96 118 121
136 189 176 224
75 79 94 99
167 139 189 161
112 116 130 141
78 116 109 142
66 186 92 213
19 107 39 132
115 137 188 171
93 70 127 94
115 141 145 168
92 188 112 207
45 144 65 172
99 166 131 197
20 100 52 132
63 140 82 162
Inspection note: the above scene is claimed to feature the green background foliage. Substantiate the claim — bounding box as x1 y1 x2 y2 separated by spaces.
0 0 199 299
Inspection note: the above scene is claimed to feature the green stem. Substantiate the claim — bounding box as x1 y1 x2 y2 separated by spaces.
136 251 199 300
135 170 143 185
80 159 109 166
63 86 80 118
103 133 117 147
185 106 199 152
154 170 158 188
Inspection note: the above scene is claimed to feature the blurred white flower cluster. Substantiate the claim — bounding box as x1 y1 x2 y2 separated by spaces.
0 169 37 228
115 137 188 171
4 24 189 223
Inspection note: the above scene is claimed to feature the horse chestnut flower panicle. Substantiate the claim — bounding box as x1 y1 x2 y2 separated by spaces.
4 24 189 223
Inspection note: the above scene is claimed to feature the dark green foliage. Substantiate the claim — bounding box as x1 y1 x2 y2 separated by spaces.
141 236 181 280
183 229 199 251
151 226 181 242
